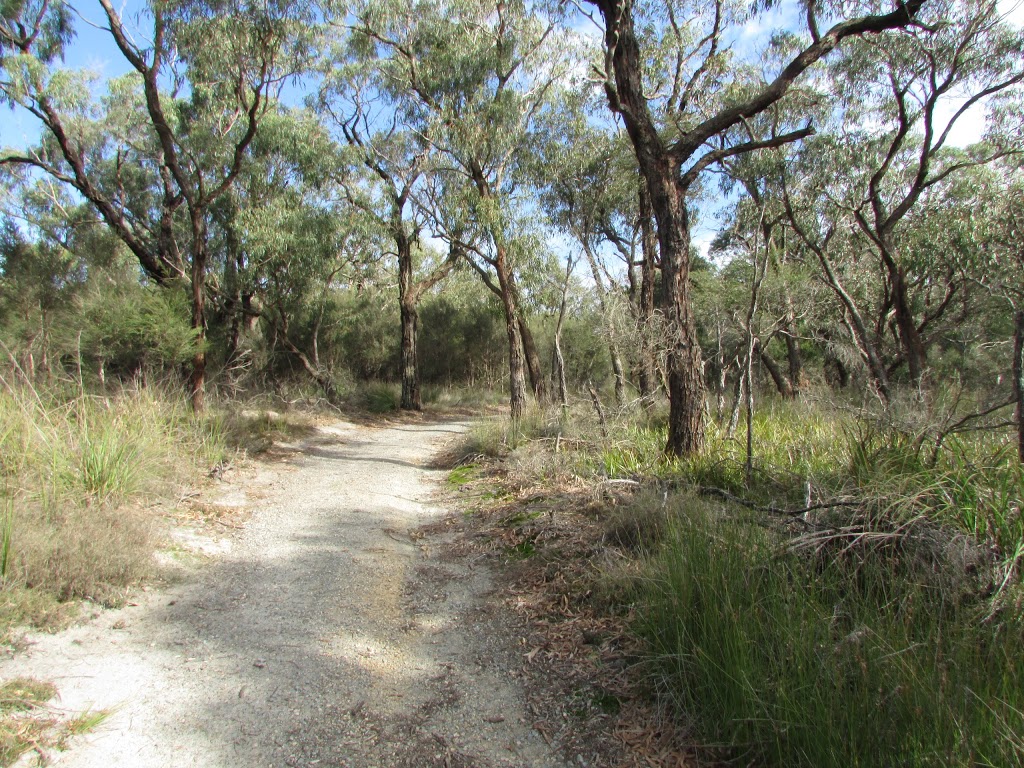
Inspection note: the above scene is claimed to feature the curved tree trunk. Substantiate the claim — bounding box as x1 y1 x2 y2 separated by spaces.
757 339 795 399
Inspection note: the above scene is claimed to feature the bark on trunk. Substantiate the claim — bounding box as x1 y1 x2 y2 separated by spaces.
583 244 627 407
398 230 422 411
400 299 421 411
637 176 658 401
224 224 243 367
554 259 572 410
188 221 207 413
496 247 528 422
890 264 927 391
727 356 744 439
518 315 547 405
784 329 802 397
651 174 706 455
757 340 795 399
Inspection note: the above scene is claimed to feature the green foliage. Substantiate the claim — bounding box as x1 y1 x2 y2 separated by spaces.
72 282 202 378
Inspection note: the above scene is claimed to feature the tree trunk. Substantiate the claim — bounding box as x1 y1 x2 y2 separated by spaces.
223 222 243 368
637 176 658 401
757 340 795 399
507 272 547 404
583 244 627 407
727 355 744 439
188 222 207 413
592 0 706 454
517 315 547 405
890 263 927 391
1014 309 1023 464
784 329 802 397
496 246 528 422
650 173 706 455
400 298 421 411
397 230 422 411
554 258 573 410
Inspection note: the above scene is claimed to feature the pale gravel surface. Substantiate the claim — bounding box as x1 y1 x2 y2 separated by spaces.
3 418 572 768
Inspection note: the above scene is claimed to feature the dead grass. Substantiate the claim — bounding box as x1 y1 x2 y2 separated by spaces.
0 379 227 632
0 677 109 767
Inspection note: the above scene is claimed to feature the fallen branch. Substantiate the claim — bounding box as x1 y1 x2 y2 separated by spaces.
695 485 862 518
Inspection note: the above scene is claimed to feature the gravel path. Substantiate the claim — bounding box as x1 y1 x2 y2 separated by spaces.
3 419 569 768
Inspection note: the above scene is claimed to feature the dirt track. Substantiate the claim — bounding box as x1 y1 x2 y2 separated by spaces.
3 418 570 768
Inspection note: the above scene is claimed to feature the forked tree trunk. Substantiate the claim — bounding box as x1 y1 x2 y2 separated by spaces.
888 259 927 391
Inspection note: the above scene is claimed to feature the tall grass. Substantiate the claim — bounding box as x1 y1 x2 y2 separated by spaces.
479 395 1024 765
0 378 225 626
638 500 1024 767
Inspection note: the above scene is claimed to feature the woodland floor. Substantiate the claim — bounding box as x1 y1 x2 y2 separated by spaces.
0 416 633 768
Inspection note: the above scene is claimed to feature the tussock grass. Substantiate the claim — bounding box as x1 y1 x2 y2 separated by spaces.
637 498 1024 768
0 377 225 627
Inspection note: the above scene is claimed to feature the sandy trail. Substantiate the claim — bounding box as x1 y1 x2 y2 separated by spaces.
3 419 567 768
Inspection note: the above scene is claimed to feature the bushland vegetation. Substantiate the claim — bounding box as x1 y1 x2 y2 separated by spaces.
2 0 1024 764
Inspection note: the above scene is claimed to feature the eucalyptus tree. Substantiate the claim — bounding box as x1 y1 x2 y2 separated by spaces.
318 40 462 411
350 0 580 419
536 111 641 407
1 0 314 408
240 186 383 403
580 0 927 455
781 0 1024 397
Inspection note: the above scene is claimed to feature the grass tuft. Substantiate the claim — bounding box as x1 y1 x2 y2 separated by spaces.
0 378 225 628
637 498 1024 767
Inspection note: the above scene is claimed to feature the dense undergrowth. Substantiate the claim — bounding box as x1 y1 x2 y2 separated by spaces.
461 396 1024 768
